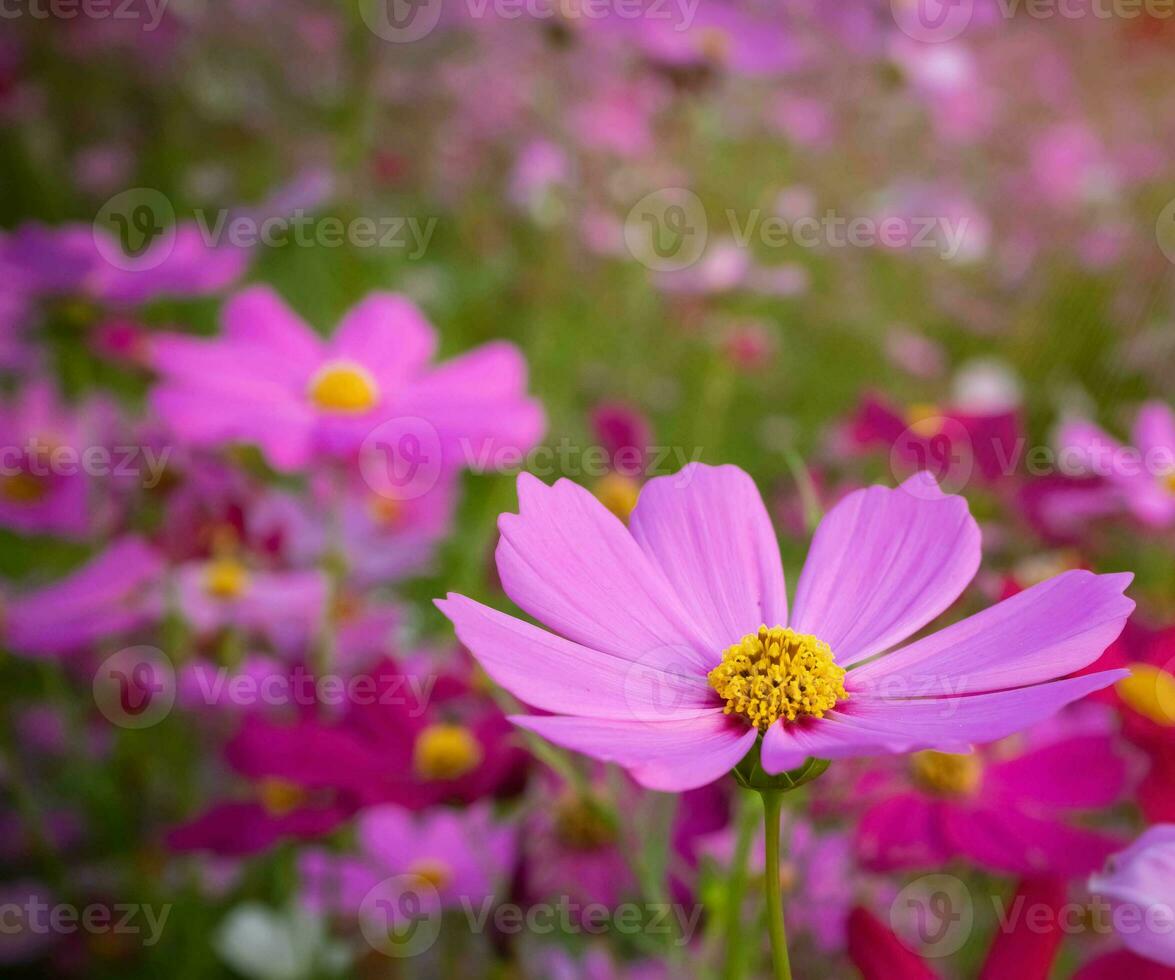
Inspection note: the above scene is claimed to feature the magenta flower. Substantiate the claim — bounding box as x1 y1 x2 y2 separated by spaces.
439 464 1132 792
852 706 1130 876
849 392 1022 485
1057 400 1175 528
168 658 528 855
149 285 545 473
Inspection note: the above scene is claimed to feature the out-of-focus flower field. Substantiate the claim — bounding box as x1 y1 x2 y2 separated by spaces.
3 2 1175 977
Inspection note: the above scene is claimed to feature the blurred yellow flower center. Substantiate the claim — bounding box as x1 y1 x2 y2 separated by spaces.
413 724 483 780
1117 664 1175 727
308 360 379 413
367 495 404 528
708 626 847 731
697 27 730 63
553 793 618 851
407 858 452 891
593 472 641 521
906 403 945 438
1 472 47 503
1162 472 1175 495
910 751 982 797
204 557 250 599
258 778 306 816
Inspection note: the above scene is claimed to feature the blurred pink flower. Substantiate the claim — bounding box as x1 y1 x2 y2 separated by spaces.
299 803 515 920
150 286 545 472
3 536 164 658
852 707 1130 876
1057 401 1175 529
1089 825 1175 968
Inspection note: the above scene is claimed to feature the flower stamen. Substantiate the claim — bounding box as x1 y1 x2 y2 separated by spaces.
708 625 847 731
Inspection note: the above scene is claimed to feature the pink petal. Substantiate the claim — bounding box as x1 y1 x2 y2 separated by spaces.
396 341 545 466
945 806 1123 876
495 474 716 672
628 463 788 651
219 285 323 383
510 712 756 791
436 593 715 720
761 671 1128 772
790 476 980 666
850 571 1134 695
1132 401 1175 460
328 292 437 391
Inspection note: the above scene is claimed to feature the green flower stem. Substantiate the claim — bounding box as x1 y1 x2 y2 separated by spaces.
720 793 758 980
760 789 792 980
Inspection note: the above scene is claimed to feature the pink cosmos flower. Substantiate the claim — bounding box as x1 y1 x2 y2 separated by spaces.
299 803 515 923
4 536 164 658
1088 825 1175 969
0 381 97 538
1056 401 1175 528
439 463 1132 792
150 286 544 473
173 555 327 652
851 706 1130 876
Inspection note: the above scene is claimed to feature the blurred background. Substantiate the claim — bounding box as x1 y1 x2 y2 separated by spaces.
2 1 1175 977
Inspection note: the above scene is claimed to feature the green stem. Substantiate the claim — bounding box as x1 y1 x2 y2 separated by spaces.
720 793 758 980
760 790 791 980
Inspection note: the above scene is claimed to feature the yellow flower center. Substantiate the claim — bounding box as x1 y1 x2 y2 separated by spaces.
905 403 945 438
910 751 983 797
1162 472 1175 496
593 472 642 521
552 793 618 851
258 778 307 816
407 858 452 891
708 626 847 731
307 360 380 414
0 472 47 503
412 724 483 781
203 557 250 599
1117 664 1175 727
